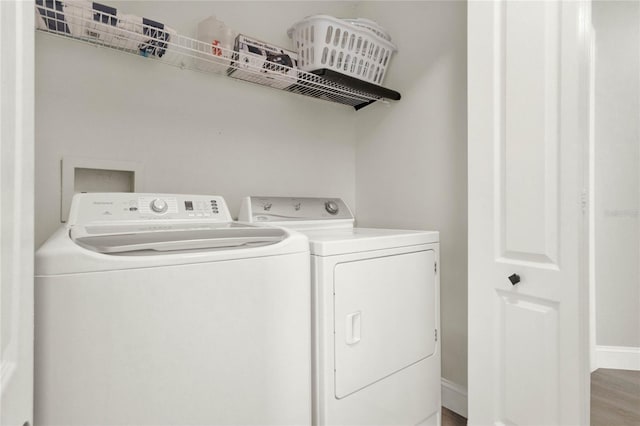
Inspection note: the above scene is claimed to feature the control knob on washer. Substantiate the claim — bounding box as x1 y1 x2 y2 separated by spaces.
324 200 339 215
150 198 168 213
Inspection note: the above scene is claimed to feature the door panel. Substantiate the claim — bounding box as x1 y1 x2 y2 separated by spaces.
333 250 435 399
468 1 591 425
499 292 559 426
502 1 560 265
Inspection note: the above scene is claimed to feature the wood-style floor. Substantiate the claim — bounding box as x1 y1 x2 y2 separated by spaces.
442 407 467 426
442 368 640 426
591 368 640 426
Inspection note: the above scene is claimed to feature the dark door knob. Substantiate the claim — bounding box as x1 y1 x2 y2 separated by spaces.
508 273 521 285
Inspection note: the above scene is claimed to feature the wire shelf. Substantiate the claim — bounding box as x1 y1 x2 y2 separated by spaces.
34 1 401 110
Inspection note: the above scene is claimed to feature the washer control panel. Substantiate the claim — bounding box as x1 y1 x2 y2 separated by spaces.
68 193 231 225
239 196 353 222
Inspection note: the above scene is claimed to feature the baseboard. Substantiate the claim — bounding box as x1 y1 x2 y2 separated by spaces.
596 345 640 371
441 378 468 418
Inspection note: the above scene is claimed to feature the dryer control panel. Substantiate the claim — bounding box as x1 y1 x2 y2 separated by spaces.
67 193 232 225
239 196 354 223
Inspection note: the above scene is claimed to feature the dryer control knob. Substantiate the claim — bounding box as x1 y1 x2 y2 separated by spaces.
325 200 339 215
150 198 168 213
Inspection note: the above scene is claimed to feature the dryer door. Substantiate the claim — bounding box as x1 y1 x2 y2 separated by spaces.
333 250 436 398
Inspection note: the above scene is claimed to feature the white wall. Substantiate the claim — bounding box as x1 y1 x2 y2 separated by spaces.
35 0 469 394
354 2 468 388
35 1 360 246
593 1 640 349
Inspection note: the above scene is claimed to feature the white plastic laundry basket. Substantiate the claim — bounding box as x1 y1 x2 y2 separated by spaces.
342 18 392 42
287 15 397 85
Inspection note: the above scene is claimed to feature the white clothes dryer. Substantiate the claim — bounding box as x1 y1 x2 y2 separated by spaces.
35 193 311 426
239 196 441 426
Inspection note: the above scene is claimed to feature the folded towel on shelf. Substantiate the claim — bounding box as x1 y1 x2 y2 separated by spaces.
118 14 177 58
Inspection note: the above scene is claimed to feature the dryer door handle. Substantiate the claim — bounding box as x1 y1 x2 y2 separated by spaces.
345 311 361 345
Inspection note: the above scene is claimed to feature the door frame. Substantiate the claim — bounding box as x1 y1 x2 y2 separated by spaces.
0 0 35 424
588 16 597 373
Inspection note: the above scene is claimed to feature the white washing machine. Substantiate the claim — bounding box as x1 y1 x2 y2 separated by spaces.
239 197 441 426
35 193 311 426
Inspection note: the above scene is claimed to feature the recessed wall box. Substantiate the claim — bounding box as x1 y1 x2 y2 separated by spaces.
61 156 143 222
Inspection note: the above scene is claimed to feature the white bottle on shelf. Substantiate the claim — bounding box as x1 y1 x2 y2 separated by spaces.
197 15 236 61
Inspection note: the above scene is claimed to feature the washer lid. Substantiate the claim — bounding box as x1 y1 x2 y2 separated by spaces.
71 223 287 255
304 228 439 256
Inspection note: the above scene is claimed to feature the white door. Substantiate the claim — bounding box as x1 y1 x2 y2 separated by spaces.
468 1 591 425
1 1 35 425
